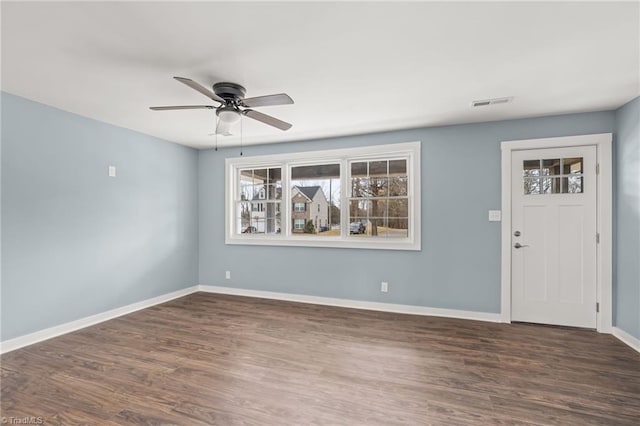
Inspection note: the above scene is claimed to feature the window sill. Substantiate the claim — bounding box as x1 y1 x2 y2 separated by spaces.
225 235 421 251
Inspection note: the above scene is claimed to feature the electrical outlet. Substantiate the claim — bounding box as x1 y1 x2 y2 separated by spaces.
108 166 116 177
381 281 388 293
225 270 231 280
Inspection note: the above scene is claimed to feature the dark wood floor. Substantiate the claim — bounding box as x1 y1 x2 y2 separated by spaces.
1 293 639 425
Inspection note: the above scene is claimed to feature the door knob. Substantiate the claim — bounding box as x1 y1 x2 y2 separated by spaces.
514 242 529 249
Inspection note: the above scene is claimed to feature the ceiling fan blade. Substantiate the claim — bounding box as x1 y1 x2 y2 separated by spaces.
150 105 214 111
174 77 225 103
243 109 292 131
240 93 294 108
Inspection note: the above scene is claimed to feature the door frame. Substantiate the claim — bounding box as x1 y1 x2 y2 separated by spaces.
500 133 612 332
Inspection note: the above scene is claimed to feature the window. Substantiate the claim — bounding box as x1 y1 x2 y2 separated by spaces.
291 163 340 237
237 168 281 234
225 142 420 250
523 157 583 195
349 159 408 238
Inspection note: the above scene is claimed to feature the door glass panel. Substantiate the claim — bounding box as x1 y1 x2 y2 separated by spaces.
523 160 540 176
542 159 561 176
524 177 541 195
541 177 561 194
524 157 584 195
562 158 583 174
562 176 583 193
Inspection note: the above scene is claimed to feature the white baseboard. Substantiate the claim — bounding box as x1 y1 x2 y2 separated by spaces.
612 326 640 353
0 285 199 354
198 285 504 323
5 284 632 355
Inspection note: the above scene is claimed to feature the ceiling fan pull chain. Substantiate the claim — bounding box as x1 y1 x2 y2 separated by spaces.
214 116 218 151
240 113 243 156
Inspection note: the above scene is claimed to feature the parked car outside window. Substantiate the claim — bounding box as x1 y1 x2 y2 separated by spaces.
349 222 365 234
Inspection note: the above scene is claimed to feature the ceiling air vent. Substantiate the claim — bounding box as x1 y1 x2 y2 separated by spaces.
471 97 513 107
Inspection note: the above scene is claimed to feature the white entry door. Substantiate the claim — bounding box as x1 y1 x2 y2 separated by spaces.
511 145 597 328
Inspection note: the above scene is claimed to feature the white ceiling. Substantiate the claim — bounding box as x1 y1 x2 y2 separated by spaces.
2 1 638 149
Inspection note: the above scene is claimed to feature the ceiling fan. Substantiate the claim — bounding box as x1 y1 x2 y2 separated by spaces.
150 77 294 135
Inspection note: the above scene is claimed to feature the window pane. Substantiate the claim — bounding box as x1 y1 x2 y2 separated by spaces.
266 183 282 200
387 218 409 238
254 185 266 200
351 162 367 177
523 160 540 177
349 200 371 219
541 177 561 194
291 163 341 236
389 176 408 196
369 160 387 176
370 199 387 218
562 158 583 175
352 177 371 197
265 202 281 234
236 202 252 234
524 177 540 195
370 177 388 197
387 199 409 218
389 159 407 175
268 167 282 181
562 176 583 193
542 159 561 176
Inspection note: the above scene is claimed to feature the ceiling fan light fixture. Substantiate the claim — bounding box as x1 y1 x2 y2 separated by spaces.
217 106 241 123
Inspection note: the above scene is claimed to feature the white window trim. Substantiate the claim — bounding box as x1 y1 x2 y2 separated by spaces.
225 142 421 250
500 133 612 333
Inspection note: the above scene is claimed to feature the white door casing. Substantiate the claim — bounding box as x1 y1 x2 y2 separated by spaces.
511 146 597 328
501 133 612 333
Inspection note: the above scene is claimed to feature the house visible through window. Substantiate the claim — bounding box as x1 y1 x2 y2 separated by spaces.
226 142 421 250
291 163 340 236
237 167 281 234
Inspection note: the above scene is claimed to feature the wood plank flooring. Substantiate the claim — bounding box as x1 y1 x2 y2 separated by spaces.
1 292 639 425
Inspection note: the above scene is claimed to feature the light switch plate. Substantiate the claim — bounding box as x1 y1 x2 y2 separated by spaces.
108 166 116 177
488 210 501 221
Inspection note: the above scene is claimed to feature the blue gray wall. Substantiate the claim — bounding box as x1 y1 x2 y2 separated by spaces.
2 91 632 342
1 93 199 340
614 97 640 340
199 111 615 314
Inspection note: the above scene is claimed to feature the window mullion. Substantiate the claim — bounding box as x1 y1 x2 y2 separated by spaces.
341 159 348 239
284 162 292 238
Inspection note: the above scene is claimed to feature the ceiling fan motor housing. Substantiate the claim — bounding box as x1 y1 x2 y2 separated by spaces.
213 82 246 101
